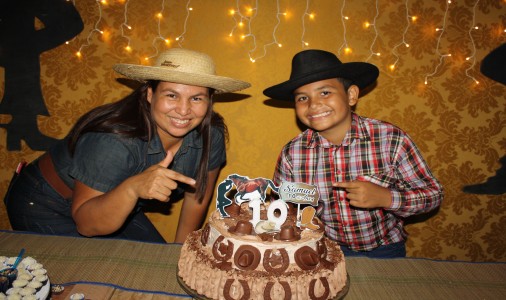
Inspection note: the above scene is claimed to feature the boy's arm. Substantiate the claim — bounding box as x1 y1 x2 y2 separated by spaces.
334 135 443 217
381 136 443 217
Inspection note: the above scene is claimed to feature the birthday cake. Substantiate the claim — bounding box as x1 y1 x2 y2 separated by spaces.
177 174 348 300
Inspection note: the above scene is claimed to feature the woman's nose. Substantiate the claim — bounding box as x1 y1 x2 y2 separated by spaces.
176 99 191 115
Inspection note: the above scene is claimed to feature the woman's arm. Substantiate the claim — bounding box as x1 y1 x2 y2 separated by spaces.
174 167 220 243
72 151 196 237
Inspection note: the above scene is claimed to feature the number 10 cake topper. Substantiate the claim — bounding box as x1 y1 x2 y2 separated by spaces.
215 174 320 233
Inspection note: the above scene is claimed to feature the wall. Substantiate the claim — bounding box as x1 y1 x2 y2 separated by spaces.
0 0 505 261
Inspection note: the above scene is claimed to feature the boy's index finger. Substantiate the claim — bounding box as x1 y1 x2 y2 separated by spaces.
333 181 352 188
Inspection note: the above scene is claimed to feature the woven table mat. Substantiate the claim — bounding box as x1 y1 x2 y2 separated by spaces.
0 231 185 296
2 231 506 299
345 257 506 299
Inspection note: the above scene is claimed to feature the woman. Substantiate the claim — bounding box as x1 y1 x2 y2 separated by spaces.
4 48 251 243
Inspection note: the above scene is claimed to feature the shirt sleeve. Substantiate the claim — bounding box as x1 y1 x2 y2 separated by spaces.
384 133 444 217
273 144 293 186
208 127 226 170
69 132 140 193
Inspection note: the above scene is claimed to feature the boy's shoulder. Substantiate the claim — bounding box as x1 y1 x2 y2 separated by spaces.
356 114 406 135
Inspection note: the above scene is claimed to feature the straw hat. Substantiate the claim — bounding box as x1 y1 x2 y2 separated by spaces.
113 48 251 93
263 49 379 101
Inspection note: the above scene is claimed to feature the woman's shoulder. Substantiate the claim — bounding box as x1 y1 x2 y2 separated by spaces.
76 132 147 159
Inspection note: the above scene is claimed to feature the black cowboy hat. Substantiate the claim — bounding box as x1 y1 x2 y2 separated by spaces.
263 49 379 101
480 43 506 85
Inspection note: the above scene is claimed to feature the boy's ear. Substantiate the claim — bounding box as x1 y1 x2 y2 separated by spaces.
347 85 359 106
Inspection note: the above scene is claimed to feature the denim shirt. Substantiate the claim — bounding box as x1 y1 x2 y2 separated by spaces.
49 127 226 200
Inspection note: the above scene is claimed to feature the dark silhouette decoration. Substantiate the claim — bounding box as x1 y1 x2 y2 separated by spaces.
462 43 506 195
0 0 84 151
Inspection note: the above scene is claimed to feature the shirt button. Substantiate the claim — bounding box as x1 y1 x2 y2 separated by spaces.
336 170 341 174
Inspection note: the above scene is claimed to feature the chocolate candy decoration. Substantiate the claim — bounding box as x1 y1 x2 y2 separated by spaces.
223 279 250 300
212 235 233 262
264 281 291 300
228 220 253 236
294 246 320 270
308 277 330 300
263 248 289 275
274 224 300 241
316 240 334 269
233 245 261 270
201 223 211 246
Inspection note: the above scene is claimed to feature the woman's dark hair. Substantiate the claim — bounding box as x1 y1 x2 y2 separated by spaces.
67 80 227 202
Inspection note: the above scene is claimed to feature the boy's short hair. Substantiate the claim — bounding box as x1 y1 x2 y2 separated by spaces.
337 77 354 91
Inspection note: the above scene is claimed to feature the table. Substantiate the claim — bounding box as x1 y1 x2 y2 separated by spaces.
1 230 505 299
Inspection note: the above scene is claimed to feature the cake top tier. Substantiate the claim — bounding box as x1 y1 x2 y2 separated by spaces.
214 174 322 238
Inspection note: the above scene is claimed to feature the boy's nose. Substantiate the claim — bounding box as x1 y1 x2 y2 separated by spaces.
309 97 322 107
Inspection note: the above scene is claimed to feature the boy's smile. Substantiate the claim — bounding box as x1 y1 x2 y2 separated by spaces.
294 78 358 144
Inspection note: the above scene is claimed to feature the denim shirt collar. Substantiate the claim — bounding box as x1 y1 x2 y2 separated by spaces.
147 129 203 155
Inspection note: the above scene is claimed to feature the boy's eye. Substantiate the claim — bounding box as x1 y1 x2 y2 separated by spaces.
296 96 308 102
321 90 331 96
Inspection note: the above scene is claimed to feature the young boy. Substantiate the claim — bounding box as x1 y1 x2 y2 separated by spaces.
263 49 443 258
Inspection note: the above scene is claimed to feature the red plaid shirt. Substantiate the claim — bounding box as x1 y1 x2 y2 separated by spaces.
273 113 443 251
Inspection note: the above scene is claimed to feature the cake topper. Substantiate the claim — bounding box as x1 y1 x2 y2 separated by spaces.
215 174 320 233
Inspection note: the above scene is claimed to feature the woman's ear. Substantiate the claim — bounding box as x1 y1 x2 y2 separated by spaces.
348 85 359 106
146 87 153 104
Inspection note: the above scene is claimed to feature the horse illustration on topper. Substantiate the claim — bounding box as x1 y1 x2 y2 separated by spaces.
227 174 279 204
215 174 279 217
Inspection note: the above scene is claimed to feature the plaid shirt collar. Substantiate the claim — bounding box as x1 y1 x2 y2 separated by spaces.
304 112 371 148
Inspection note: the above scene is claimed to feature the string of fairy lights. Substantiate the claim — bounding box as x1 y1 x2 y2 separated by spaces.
66 0 503 85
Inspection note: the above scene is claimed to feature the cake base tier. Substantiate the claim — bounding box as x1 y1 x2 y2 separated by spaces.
176 268 350 300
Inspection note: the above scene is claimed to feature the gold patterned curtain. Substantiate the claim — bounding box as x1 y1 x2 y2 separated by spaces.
0 0 504 261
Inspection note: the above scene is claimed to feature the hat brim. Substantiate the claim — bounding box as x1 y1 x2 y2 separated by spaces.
113 64 251 93
263 62 379 101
